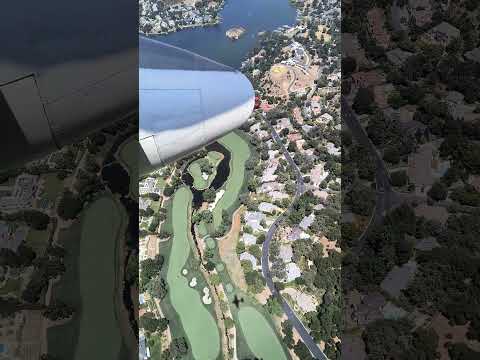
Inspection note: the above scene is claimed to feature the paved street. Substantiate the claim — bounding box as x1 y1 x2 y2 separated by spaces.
341 96 400 241
261 122 328 360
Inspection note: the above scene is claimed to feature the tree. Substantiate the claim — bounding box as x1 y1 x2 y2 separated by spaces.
57 190 83 220
342 56 357 76
265 296 283 316
390 170 408 187
203 188 216 202
383 146 401 164
90 133 106 147
387 90 407 109
163 185 174 197
148 215 160 233
427 181 447 201
201 210 213 223
147 192 160 201
248 245 262 260
43 301 74 321
170 337 189 358
449 343 480 360
256 232 266 244
140 255 164 286
148 276 168 299
450 185 480 206
288 141 297 152
245 271 265 293
210 273 221 286
140 312 168 333
294 340 314 359
353 87 374 114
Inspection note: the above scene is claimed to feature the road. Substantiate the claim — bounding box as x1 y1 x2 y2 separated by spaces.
261 123 328 360
341 96 400 241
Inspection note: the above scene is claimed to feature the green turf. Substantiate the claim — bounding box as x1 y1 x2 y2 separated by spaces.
206 237 216 249
216 263 225 272
167 187 220 360
39 173 62 204
48 196 125 360
237 306 289 360
118 135 139 198
187 151 223 190
155 177 166 192
213 132 251 230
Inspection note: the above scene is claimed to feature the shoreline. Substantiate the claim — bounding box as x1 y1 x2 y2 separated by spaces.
140 19 221 36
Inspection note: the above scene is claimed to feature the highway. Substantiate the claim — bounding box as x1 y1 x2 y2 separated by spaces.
261 122 328 360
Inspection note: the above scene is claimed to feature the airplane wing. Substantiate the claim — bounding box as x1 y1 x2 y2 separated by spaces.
1 1 137 169
139 36 254 175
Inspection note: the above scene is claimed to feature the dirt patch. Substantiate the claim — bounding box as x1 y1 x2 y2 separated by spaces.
318 236 341 257
430 313 480 360
415 204 449 224
268 64 294 98
289 65 319 94
218 207 248 292
255 287 272 305
145 235 159 258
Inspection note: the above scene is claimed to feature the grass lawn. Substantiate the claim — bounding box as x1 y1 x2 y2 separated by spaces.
166 187 220 360
155 177 166 193
118 135 139 198
48 196 125 360
150 199 161 213
188 151 223 190
237 306 289 360
213 132 251 231
39 173 62 204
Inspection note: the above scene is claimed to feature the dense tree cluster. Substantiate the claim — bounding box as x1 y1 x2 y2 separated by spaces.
140 255 164 291
140 312 168 334
43 301 75 321
363 319 439 359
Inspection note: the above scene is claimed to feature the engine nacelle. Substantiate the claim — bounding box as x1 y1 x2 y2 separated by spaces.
139 36 254 175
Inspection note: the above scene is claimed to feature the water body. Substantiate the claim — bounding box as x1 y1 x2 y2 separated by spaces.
155 0 297 68
182 142 231 209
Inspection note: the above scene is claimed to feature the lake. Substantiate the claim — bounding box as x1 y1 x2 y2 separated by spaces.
155 0 297 68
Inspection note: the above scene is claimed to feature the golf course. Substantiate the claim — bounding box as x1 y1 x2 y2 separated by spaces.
238 306 289 360
118 135 139 198
48 196 124 359
188 151 223 190
213 132 251 230
167 187 220 360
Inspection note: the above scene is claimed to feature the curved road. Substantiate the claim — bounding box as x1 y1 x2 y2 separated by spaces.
261 122 328 360
341 96 400 241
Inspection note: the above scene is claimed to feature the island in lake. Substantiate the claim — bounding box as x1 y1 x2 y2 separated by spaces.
226 26 246 40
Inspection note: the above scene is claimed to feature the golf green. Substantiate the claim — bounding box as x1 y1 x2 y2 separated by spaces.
48 196 124 359
237 306 288 360
188 151 223 190
167 187 220 359
213 132 251 230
